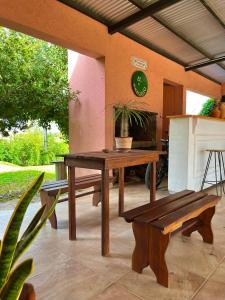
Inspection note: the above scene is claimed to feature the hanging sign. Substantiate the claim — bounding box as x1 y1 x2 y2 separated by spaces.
131 56 148 70
131 70 148 97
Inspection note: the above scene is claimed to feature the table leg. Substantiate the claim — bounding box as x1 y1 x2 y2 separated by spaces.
150 161 156 203
68 166 76 240
119 167 125 216
101 169 110 256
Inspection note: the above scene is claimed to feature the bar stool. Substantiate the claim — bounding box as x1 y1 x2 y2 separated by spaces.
201 149 225 195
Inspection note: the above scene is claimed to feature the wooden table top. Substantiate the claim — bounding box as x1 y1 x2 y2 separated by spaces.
64 150 164 170
64 150 163 161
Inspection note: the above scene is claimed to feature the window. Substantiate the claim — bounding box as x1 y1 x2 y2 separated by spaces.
186 91 209 115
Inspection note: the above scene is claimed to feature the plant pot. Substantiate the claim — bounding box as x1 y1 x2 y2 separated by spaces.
220 103 225 119
115 137 133 150
211 105 221 118
19 283 36 300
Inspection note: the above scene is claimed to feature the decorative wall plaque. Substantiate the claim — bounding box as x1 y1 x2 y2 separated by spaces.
131 56 148 70
131 71 148 97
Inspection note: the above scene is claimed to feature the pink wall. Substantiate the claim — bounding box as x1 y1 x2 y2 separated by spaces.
68 51 105 175
0 0 223 150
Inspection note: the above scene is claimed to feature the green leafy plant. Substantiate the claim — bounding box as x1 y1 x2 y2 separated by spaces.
199 98 216 116
0 129 69 166
0 173 58 299
0 27 80 138
114 100 150 137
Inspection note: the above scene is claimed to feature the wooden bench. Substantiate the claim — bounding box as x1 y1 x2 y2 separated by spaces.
122 190 220 287
40 174 107 229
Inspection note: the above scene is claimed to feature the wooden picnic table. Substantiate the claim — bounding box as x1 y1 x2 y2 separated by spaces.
64 149 163 256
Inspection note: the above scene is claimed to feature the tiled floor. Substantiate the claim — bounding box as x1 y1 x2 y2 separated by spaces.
1 183 225 299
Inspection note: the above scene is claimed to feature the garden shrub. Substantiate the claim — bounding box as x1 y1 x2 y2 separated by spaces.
199 98 216 116
0 129 68 166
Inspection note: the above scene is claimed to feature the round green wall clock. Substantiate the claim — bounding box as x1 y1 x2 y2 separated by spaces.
131 70 148 97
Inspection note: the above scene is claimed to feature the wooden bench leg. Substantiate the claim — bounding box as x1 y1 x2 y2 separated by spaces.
40 191 57 229
92 185 101 207
149 226 170 287
132 222 149 273
197 206 215 244
182 219 200 237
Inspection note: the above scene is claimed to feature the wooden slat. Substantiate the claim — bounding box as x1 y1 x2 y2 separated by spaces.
41 179 67 189
122 190 194 222
151 195 220 234
41 174 102 190
41 175 112 196
47 179 101 196
134 192 207 224
64 150 163 170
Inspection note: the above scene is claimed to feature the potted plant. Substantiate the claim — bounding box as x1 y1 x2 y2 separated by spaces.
199 98 216 116
114 100 150 150
0 173 58 300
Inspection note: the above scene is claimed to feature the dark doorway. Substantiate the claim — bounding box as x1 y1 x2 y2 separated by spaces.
162 81 183 138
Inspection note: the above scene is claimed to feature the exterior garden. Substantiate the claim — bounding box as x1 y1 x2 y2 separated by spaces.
0 129 68 204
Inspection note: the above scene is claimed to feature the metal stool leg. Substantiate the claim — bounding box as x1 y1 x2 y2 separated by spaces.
201 151 212 191
219 152 225 194
217 152 223 196
214 152 218 196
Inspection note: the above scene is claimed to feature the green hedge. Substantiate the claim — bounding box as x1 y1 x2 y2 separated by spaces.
0 130 68 166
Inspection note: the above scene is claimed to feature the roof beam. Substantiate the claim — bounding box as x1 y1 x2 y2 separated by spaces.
199 0 225 30
185 56 225 71
108 0 183 34
152 16 225 72
127 0 225 73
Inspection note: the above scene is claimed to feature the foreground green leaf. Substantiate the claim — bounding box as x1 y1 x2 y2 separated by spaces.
0 259 34 300
0 173 44 289
12 194 58 265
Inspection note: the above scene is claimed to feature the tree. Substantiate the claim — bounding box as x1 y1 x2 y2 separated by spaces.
0 27 79 138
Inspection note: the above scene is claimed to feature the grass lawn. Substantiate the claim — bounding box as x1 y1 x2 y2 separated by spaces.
0 170 55 202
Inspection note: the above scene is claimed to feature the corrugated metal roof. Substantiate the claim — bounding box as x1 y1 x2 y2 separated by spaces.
59 0 225 83
155 0 225 57
64 0 139 25
125 17 204 64
204 0 225 25
198 64 225 83
131 0 158 8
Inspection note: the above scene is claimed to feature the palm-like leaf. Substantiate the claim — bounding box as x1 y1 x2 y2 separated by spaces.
20 204 46 241
0 173 44 289
12 194 59 265
0 259 33 300
114 101 150 137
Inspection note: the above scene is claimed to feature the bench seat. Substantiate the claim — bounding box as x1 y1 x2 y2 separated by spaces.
122 190 220 287
40 174 109 229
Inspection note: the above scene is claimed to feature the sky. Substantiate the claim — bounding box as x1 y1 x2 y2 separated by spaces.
186 90 209 115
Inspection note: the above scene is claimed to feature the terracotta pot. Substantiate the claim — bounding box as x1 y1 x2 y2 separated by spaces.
211 105 221 118
220 103 225 119
115 137 133 150
19 283 36 300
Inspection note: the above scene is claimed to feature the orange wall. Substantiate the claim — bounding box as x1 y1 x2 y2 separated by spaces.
222 83 225 95
0 0 222 150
